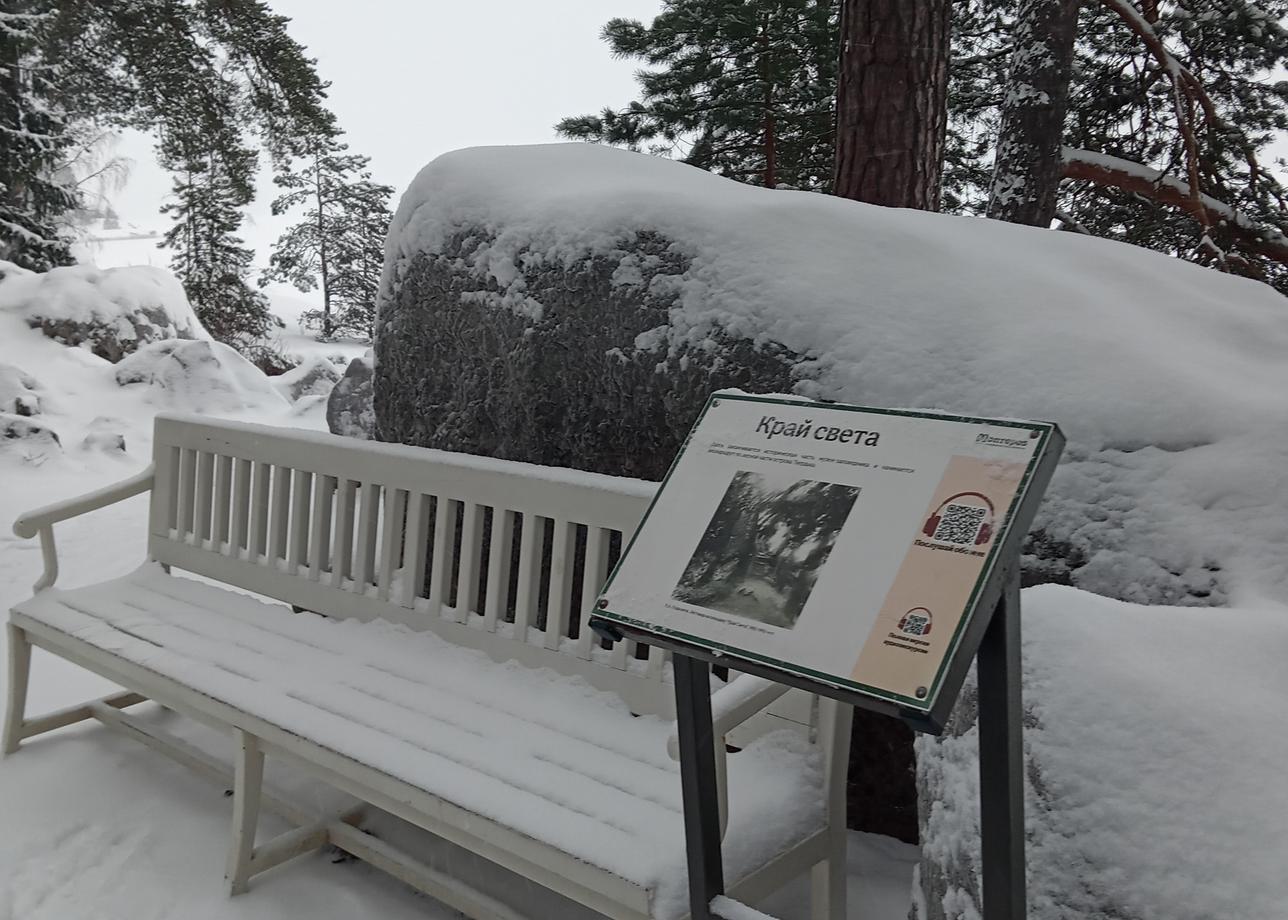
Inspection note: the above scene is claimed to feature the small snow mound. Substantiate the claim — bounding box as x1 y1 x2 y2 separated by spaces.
114 340 289 414
0 363 41 416
274 355 342 402
0 413 61 460
289 393 329 421
0 261 205 362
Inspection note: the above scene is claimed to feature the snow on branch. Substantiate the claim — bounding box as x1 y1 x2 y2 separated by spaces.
1062 148 1288 267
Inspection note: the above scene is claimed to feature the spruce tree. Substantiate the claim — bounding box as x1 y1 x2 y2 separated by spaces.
0 2 78 270
161 135 278 356
262 137 393 340
556 0 839 190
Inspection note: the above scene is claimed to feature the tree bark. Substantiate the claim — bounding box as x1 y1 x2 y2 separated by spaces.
833 0 951 210
987 0 1081 226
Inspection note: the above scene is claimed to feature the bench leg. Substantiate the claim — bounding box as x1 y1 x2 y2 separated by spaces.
2 623 32 757
226 729 265 895
810 853 846 920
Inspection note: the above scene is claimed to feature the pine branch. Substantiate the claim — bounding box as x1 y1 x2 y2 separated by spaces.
1061 147 1288 266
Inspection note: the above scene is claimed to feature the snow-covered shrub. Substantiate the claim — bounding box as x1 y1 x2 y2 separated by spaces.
114 339 289 414
326 352 375 439
0 261 205 362
0 363 41 417
0 413 60 460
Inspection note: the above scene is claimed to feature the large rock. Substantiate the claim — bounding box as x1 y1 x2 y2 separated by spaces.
114 339 288 414
0 262 204 362
274 355 343 403
326 353 376 439
374 145 1288 900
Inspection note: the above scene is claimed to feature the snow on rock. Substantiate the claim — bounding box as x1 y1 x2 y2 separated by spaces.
0 362 41 416
0 412 61 460
114 340 290 415
326 352 375 439
379 143 1288 605
274 354 342 402
0 261 205 362
914 587 1288 920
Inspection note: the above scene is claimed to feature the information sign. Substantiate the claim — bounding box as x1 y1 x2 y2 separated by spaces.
595 392 1064 724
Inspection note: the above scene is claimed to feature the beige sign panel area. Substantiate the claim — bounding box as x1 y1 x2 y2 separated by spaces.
596 392 1063 714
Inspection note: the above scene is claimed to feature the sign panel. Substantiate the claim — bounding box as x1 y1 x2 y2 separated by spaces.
595 392 1063 715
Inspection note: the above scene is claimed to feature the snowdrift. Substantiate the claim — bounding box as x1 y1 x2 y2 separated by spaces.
379 143 1288 605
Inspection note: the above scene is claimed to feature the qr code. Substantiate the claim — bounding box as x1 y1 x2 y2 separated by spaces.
901 613 931 636
932 503 987 545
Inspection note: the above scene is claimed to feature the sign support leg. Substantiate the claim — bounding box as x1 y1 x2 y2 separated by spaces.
673 652 725 920
977 572 1026 920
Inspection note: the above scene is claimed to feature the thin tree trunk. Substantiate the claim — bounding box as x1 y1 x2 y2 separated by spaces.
833 0 951 209
315 151 333 340
986 0 1081 226
759 19 777 189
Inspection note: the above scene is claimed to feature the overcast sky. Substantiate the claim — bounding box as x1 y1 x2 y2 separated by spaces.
101 0 664 288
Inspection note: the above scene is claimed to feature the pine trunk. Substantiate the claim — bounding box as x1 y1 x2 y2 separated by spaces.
986 0 1081 226
315 153 333 340
832 0 951 210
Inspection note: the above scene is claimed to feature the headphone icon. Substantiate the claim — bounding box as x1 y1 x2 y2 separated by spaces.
922 491 996 545
897 607 933 636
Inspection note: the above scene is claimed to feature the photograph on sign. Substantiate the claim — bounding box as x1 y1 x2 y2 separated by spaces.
595 392 1060 712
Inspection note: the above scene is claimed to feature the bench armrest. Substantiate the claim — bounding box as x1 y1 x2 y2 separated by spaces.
664 674 791 840
12 465 155 591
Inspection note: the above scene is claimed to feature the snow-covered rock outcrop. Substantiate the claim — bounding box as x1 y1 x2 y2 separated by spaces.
326 353 375 439
0 261 205 362
115 339 290 415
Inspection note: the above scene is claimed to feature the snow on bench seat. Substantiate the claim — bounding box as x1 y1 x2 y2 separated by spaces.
13 563 825 908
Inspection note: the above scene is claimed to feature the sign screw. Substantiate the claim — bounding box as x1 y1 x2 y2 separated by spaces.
915 686 928 699
596 599 608 609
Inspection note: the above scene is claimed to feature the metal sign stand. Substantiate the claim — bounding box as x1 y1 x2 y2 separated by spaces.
607 567 1028 920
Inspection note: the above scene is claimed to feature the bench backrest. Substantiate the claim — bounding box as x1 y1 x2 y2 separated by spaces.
146 414 701 715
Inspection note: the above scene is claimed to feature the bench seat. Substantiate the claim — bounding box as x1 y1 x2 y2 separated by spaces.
12 563 826 914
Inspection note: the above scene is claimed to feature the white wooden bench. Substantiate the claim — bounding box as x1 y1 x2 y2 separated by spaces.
3 414 851 920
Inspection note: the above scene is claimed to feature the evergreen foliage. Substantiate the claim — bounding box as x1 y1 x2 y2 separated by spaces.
0 3 78 270
263 138 393 341
566 0 1288 291
556 0 838 190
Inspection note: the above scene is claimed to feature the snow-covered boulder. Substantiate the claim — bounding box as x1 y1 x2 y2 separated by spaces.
326 353 375 439
0 363 41 417
274 355 342 403
377 143 1288 606
0 261 204 362
114 339 289 415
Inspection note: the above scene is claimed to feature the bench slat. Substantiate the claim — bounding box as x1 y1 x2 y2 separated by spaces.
309 475 334 581
353 483 380 590
269 465 292 564
544 519 573 651
427 496 453 617
249 461 271 561
454 502 484 622
213 454 233 550
230 458 252 556
193 451 215 546
512 514 542 641
483 508 514 632
378 488 406 602
576 526 611 659
330 479 357 586
402 492 430 609
287 469 312 574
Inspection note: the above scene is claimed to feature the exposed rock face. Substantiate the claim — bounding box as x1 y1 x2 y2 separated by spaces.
376 232 797 477
326 353 376 440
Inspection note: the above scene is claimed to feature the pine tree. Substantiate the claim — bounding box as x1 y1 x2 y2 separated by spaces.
0 2 78 270
556 0 839 190
262 137 393 340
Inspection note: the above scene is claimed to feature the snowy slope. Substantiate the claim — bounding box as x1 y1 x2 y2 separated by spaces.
383 144 1288 604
